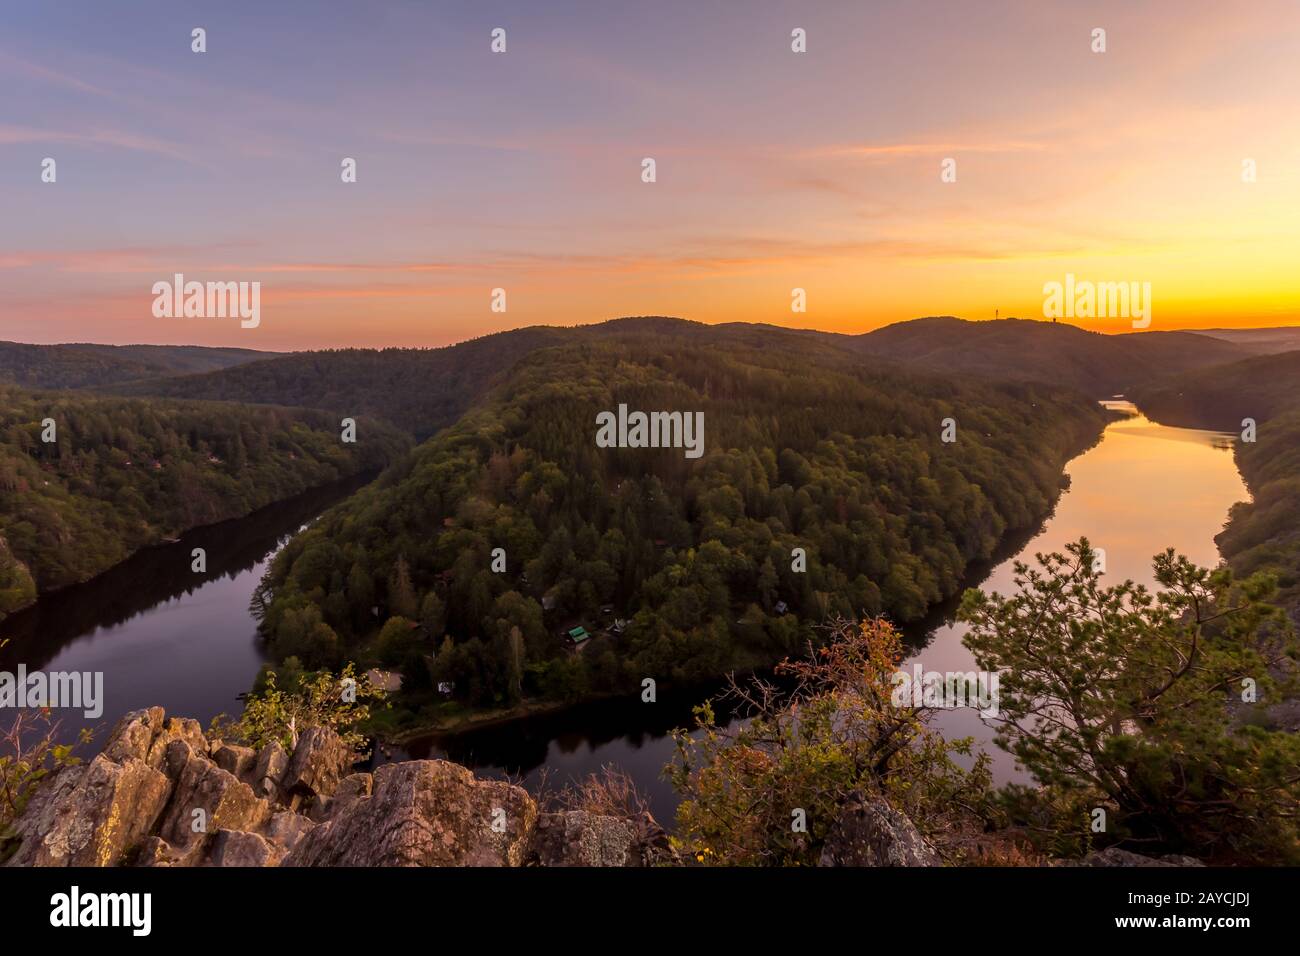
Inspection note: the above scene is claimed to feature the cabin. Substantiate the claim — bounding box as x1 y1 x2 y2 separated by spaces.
567 626 590 647
364 668 404 693
774 600 789 615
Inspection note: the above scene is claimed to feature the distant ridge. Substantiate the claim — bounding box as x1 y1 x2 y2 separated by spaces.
847 316 1254 397
0 341 277 390
104 315 1269 436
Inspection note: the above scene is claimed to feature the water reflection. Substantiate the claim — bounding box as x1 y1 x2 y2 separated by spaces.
0 472 377 746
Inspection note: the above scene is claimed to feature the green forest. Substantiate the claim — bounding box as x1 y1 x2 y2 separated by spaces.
256 334 1109 729
0 385 408 618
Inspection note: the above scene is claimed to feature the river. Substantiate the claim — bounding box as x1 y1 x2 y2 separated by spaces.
0 403 1245 825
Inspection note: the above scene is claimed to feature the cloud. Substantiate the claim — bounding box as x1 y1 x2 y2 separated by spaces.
810 141 1051 160
0 123 196 162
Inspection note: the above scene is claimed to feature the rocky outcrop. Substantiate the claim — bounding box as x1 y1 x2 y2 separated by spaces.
817 794 942 867
4 753 170 867
283 760 536 866
530 810 642 867
155 741 270 847
280 726 354 811
3 708 667 868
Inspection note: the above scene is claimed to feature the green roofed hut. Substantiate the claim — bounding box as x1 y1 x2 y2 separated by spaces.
567 626 590 646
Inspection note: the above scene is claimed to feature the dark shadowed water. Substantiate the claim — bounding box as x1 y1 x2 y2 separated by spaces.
0 473 376 746
1 404 1245 825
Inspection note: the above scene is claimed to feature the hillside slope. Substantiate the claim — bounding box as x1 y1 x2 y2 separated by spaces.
850 317 1252 397
113 327 573 439
0 341 276 389
0 385 408 618
1129 350 1300 430
255 331 1108 728
111 317 1253 438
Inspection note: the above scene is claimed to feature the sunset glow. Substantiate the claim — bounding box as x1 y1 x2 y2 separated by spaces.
3 0 1299 349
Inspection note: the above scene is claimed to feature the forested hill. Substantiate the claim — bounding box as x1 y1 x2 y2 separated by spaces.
849 317 1253 396
0 341 276 390
110 319 842 439
0 386 409 620
113 328 573 439
1129 349 1300 431
256 335 1108 723
111 316 1259 437
1133 350 1300 617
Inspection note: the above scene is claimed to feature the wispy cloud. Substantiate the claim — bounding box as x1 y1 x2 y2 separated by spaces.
0 123 197 163
811 141 1051 159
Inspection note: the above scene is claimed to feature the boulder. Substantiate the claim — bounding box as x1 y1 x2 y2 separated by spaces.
282 760 537 867
280 727 354 808
145 718 209 774
101 707 165 764
531 810 642 867
156 744 270 847
312 772 373 824
265 811 316 853
4 755 170 867
136 836 184 867
213 743 257 780
203 829 283 867
248 740 289 800
817 795 941 867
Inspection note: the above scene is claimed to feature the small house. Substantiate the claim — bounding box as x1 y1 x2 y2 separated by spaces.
774 600 789 615
567 626 590 646
365 669 404 693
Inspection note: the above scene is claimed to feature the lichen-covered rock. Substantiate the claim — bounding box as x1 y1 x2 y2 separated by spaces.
280 727 354 809
248 739 288 800
265 811 316 853
531 810 642 867
313 772 373 823
203 829 283 867
282 760 537 867
4 755 170 867
213 743 256 780
145 718 209 774
135 836 183 867
157 744 270 847
818 795 941 867
101 708 166 764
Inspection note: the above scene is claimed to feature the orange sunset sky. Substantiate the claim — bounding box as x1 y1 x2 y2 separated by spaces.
2 0 1299 351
